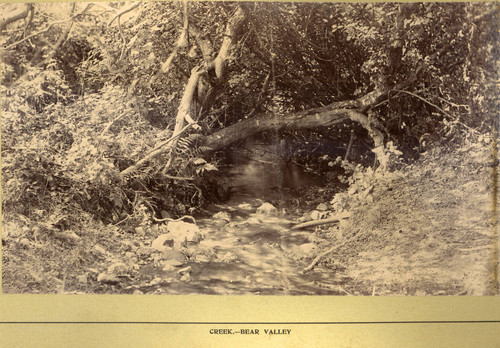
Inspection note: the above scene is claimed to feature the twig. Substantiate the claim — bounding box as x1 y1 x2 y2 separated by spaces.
164 174 194 181
392 88 453 119
313 281 350 295
153 215 196 224
108 2 141 27
291 212 351 230
302 239 349 273
4 21 64 50
344 130 354 161
100 112 128 136
120 123 194 177
117 16 126 60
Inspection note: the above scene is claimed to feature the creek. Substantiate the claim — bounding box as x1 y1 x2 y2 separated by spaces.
140 141 349 295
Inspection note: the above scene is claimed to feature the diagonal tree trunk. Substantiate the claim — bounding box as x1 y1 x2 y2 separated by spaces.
121 4 249 176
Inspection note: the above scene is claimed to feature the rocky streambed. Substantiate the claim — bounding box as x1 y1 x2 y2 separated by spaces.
92 198 348 295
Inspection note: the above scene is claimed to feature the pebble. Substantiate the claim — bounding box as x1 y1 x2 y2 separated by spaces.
121 240 135 251
162 263 176 271
134 227 145 234
107 262 129 275
125 251 136 259
177 266 191 275
137 246 155 259
76 274 88 284
93 244 107 255
97 273 120 284
220 251 238 263
180 273 191 282
310 210 322 220
316 203 328 211
161 210 171 219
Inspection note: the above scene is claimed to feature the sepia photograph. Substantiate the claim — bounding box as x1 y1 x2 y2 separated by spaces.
1 1 498 297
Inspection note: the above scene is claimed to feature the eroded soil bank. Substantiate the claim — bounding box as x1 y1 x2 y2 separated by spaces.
2 137 498 295
318 139 499 295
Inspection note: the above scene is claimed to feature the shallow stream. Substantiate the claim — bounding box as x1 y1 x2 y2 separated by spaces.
140 145 348 295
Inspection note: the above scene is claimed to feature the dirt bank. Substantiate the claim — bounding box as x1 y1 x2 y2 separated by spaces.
305 137 498 295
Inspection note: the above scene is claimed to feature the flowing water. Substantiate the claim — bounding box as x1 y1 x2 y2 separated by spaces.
141 143 348 295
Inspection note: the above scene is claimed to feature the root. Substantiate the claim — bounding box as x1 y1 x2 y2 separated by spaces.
302 240 349 274
153 215 196 224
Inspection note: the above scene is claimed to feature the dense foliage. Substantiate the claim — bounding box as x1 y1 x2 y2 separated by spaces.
1 1 498 235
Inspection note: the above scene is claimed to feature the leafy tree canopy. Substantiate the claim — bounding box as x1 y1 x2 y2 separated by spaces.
1 2 498 223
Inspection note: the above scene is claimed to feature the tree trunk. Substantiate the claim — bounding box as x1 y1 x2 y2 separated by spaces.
0 3 32 32
202 95 386 152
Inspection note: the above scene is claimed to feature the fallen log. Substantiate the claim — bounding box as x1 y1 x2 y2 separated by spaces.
291 212 351 230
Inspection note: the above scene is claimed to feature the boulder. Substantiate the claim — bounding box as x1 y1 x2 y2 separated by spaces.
161 249 187 266
167 221 202 245
151 234 175 252
213 211 231 222
256 202 278 215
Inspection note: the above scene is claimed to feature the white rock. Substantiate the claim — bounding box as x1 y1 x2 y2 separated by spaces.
213 211 231 222
134 227 145 234
167 221 202 245
310 210 321 220
149 277 163 286
256 202 278 215
151 234 175 252
238 203 253 210
316 203 328 211
97 273 119 284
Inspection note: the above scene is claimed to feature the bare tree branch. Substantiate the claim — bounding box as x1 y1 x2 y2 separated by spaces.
120 123 195 177
107 2 141 27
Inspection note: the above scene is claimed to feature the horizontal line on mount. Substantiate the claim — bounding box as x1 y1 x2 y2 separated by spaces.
0 321 499 325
